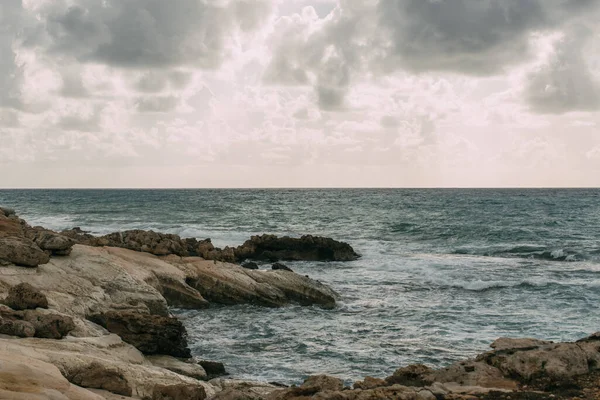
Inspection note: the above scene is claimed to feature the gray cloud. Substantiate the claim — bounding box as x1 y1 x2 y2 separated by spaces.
135 96 179 113
29 0 272 69
527 28 600 114
133 70 193 93
0 0 25 110
266 0 600 111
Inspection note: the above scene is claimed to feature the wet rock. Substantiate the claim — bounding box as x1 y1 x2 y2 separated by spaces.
4 282 48 310
89 310 191 358
234 234 360 262
272 262 293 272
241 261 259 270
65 361 132 396
0 236 50 267
199 360 227 378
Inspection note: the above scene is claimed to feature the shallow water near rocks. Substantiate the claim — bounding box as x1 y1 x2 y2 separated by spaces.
1 188 599 384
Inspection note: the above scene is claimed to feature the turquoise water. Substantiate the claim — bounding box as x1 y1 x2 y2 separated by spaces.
1 189 599 384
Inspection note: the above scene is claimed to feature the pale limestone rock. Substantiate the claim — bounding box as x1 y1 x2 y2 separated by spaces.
147 355 207 381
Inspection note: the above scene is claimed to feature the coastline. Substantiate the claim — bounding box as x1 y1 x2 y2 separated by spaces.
0 206 599 400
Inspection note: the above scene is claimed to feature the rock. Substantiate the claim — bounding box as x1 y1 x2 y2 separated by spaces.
272 262 293 272
385 364 433 386
353 376 386 390
209 379 278 400
65 361 132 396
301 375 344 392
22 309 76 339
157 275 210 309
490 337 553 351
428 360 517 391
0 306 75 339
0 318 36 337
0 236 50 267
199 360 227 378
148 355 208 380
25 228 77 256
4 282 48 310
152 383 207 399
0 350 105 400
175 257 338 309
0 207 16 217
483 342 590 382
89 310 192 358
233 234 360 262
241 261 259 270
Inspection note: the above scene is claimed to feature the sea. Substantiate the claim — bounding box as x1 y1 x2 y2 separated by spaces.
0 188 599 384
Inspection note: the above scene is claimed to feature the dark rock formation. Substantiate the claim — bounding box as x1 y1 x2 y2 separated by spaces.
234 234 360 262
241 261 259 270
271 262 293 272
0 318 36 337
89 311 192 358
62 227 359 264
198 360 227 378
4 282 48 310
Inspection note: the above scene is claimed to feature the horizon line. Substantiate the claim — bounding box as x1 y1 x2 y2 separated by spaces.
1 187 600 190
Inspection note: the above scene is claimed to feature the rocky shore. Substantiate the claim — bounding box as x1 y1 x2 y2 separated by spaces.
0 206 598 399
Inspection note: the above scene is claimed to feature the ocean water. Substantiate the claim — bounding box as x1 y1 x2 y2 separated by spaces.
1 189 599 384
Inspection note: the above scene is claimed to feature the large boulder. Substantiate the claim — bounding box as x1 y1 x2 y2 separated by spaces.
148 355 208 381
0 236 50 267
64 361 132 396
4 282 48 310
89 310 192 358
234 234 360 262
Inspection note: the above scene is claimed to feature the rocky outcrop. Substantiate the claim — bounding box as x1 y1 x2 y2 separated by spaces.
0 236 50 267
271 262 293 272
25 227 77 256
0 210 75 266
170 256 338 309
234 234 360 262
61 228 360 263
4 282 49 310
89 310 192 358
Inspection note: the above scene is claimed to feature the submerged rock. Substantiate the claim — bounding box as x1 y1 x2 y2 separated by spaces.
89 310 192 358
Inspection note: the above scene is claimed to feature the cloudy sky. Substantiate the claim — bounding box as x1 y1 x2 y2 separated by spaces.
1 0 600 188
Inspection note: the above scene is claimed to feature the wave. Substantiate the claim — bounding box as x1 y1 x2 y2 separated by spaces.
452 246 589 262
451 280 551 292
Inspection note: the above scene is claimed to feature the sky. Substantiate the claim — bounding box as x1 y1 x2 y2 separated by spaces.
1 0 600 188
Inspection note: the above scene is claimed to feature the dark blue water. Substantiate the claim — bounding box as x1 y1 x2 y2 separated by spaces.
1 189 599 384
